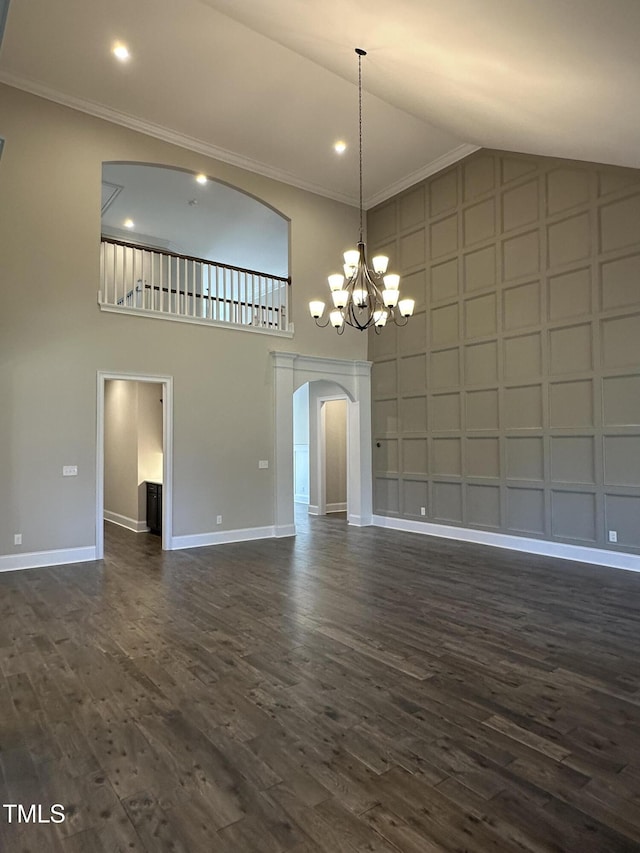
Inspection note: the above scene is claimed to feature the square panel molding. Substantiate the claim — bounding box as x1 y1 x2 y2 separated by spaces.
369 150 640 556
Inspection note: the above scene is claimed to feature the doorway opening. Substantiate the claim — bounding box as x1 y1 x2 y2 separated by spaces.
318 396 348 516
293 383 310 508
293 383 349 518
96 371 173 557
272 351 373 537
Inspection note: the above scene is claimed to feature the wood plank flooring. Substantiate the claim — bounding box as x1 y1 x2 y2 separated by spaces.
1 511 640 852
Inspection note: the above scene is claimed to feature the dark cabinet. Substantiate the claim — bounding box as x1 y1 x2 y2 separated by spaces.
146 481 162 535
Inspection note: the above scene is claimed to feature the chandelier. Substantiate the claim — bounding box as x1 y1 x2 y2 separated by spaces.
309 48 414 333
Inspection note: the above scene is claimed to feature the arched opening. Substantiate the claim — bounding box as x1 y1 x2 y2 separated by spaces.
100 162 290 331
272 352 373 537
101 161 289 272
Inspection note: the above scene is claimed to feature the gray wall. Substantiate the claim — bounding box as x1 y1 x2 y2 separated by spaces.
0 83 364 558
368 149 640 554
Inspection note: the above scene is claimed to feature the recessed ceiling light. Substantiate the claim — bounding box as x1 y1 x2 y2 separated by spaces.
112 43 130 62
334 141 347 154
195 174 208 185
124 218 134 229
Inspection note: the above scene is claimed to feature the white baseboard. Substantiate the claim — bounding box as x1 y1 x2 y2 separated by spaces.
275 524 296 538
0 546 98 573
104 511 149 533
326 502 347 513
372 515 640 573
170 525 277 551
307 505 320 516
348 513 373 527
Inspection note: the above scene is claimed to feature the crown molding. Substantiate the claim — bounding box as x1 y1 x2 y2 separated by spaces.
0 71 478 210
364 143 481 209
0 70 360 205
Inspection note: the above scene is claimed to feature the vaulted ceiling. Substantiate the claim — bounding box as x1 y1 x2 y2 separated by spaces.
1 0 639 207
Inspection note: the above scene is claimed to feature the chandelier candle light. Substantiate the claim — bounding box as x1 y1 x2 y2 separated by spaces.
309 48 414 333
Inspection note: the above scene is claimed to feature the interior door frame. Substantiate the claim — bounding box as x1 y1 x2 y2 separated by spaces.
96 370 173 557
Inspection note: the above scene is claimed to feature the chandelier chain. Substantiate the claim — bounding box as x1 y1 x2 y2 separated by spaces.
358 50 363 242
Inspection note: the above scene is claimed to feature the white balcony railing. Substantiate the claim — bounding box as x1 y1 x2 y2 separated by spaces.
99 238 291 333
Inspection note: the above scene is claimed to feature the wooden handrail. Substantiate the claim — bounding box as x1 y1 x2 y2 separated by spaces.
101 236 291 284
140 282 280 312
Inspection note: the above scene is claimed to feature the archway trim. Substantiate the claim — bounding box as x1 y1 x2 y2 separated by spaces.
271 352 373 535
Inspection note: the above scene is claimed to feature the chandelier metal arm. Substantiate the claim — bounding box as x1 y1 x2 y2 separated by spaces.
312 315 332 328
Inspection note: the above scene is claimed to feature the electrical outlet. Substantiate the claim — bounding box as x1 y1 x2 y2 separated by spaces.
63 465 78 477
14 533 22 546
608 530 618 543
216 515 222 525
420 506 426 516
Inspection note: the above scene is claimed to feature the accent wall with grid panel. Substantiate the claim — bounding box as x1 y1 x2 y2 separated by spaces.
368 149 640 553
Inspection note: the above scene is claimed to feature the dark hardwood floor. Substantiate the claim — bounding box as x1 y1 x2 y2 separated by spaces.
1 511 640 852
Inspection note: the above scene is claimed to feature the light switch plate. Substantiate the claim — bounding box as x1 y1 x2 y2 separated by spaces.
63 465 78 476
258 460 269 469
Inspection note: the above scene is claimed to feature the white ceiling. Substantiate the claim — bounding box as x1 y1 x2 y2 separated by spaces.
1 0 639 207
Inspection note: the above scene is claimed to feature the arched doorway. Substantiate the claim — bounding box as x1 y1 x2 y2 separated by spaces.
271 352 373 536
